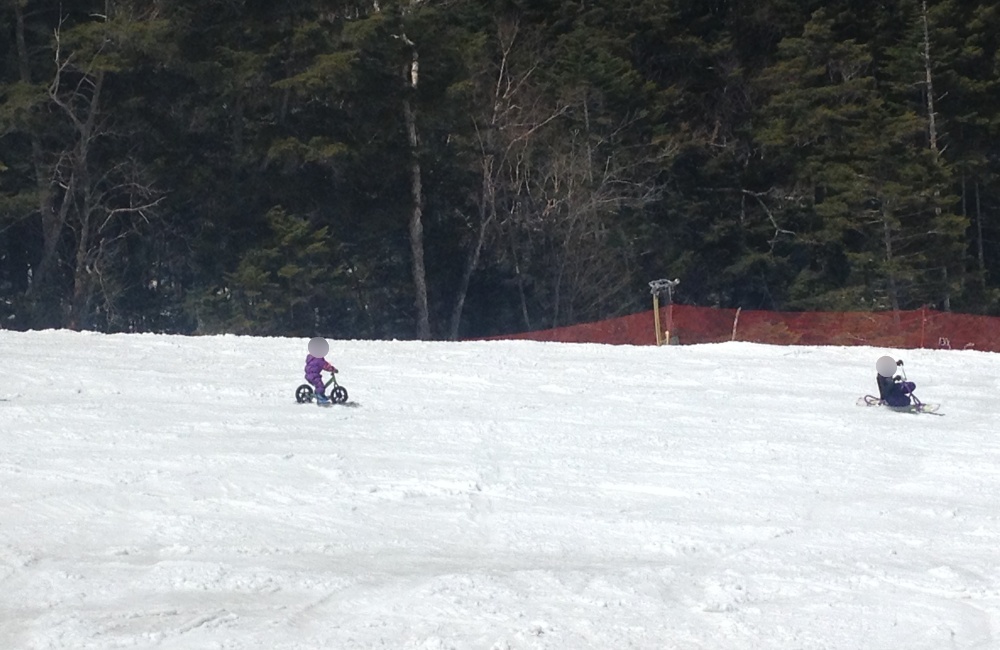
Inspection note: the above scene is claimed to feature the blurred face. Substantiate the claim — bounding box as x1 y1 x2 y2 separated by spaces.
308 337 329 358
876 356 896 377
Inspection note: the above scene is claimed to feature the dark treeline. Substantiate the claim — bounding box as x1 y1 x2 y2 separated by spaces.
1 0 999 339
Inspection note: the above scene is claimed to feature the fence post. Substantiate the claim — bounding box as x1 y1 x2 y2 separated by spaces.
731 307 742 341
666 302 675 345
920 305 926 349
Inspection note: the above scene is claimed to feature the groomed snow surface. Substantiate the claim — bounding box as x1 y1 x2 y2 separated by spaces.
2 330 998 650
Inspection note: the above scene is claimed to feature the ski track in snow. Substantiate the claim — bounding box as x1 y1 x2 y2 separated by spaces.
1 330 999 649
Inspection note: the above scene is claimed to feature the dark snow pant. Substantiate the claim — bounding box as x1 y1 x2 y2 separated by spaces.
885 381 915 407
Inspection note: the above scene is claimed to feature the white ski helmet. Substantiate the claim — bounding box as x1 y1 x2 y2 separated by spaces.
876 355 896 377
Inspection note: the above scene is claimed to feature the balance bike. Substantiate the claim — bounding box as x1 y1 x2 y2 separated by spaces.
295 373 348 404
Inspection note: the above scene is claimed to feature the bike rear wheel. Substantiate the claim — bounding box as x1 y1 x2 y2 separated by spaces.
295 384 314 403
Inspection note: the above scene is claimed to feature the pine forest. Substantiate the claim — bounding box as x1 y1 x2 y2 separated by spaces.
2 0 999 339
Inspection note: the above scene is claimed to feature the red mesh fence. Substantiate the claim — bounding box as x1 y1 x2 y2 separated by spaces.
492 305 1000 352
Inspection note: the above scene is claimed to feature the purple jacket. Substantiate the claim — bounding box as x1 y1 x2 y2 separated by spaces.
305 354 335 381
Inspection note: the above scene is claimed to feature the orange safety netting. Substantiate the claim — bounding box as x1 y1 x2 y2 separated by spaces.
493 305 1000 352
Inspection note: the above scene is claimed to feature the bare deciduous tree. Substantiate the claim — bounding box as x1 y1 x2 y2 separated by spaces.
518 104 666 328
38 8 163 328
447 16 568 338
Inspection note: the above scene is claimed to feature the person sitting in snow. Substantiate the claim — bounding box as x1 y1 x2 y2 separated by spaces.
875 355 915 407
305 337 338 405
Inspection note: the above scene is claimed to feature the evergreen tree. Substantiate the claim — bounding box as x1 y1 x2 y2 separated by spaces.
944 1 1000 310
191 207 344 335
756 6 966 311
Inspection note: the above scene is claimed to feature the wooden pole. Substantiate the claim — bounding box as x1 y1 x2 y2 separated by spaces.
653 293 662 345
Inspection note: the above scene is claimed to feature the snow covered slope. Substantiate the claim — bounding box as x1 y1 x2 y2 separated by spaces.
1 330 998 649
